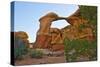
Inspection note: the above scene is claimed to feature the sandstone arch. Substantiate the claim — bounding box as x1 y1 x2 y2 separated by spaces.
34 12 67 49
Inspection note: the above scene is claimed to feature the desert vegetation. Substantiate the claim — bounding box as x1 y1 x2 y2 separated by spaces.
64 39 97 62
30 49 44 58
63 6 97 62
14 36 28 60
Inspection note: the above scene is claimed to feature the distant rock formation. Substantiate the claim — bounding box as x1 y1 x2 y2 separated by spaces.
14 31 29 47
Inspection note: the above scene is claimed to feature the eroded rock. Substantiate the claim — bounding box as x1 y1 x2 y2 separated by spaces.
34 10 94 51
34 12 65 50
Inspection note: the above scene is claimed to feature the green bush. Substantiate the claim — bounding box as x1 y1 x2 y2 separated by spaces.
14 36 28 60
14 45 28 60
64 39 97 62
30 49 44 58
79 6 97 38
79 6 97 25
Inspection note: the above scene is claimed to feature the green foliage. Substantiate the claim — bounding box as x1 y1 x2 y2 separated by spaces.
14 36 28 60
30 49 44 58
79 6 97 25
79 6 97 37
78 24 87 32
64 39 97 62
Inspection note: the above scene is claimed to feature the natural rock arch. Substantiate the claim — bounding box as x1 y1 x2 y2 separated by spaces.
34 12 67 49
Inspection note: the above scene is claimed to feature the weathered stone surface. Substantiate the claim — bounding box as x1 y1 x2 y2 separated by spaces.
34 35 51 49
51 44 64 51
37 12 60 35
62 16 94 41
50 28 63 44
67 17 88 27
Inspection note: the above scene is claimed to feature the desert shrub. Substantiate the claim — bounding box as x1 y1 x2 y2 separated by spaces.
14 36 28 60
64 39 97 62
78 24 87 32
30 49 44 58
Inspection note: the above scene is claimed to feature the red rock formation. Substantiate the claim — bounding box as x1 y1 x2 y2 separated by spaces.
34 9 94 51
51 44 64 51
34 12 65 50
14 31 29 47
34 35 51 49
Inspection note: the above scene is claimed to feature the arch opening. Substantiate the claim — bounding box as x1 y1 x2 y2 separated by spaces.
51 20 70 29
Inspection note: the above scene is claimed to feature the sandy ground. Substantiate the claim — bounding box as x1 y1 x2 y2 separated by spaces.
15 55 66 66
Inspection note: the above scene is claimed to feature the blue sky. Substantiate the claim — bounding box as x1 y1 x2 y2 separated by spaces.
13 1 79 43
